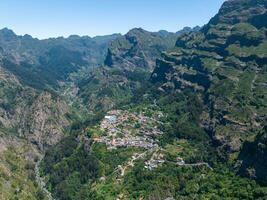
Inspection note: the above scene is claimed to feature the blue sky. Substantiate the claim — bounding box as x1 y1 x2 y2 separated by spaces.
0 0 225 39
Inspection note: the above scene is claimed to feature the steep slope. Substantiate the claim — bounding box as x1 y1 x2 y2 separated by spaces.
0 29 121 198
238 126 267 185
0 28 121 149
1 0 267 198
0 136 44 200
151 0 267 181
0 29 115 199
38 1 267 199
77 27 199 112
0 28 120 89
105 27 199 71
0 66 72 150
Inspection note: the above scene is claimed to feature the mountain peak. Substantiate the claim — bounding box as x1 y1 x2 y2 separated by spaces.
0 28 16 39
207 0 267 27
126 28 150 37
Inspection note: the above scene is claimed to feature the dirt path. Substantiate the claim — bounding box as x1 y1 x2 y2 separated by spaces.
116 151 150 200
116 148 158 181
119 151 147 177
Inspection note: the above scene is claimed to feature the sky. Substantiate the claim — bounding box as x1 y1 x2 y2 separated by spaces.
0 0 225 39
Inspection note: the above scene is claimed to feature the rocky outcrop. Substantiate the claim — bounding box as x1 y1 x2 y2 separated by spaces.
21 92 70 150
0 67 71 150
207 0 267 27
78 27 201 112
105 28 199 72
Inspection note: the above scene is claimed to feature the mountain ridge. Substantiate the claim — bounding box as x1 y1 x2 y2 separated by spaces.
151 0 267 183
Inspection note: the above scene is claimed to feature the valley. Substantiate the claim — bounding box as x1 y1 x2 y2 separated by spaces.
0 0 267 199
35 155 54 200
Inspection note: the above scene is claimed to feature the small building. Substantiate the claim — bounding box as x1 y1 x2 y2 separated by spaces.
105 115 117 123
176 157 185 164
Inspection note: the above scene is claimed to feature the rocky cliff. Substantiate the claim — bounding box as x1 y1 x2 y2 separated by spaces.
0 65 71 150
105 27 199 71
77 27 200 112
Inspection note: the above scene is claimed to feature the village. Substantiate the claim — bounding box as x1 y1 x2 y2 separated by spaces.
92 109 188 171
93 135 158 150
91 108 212 200
92 109 163 150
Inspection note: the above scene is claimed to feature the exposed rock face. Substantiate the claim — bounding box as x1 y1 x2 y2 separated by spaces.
78 27 200 112
1 90 70 150
151 0 267 158
0 28 121 150
0 66 71 150
22 92 70 150
105 28 199 71
0 135 39 161
207 0 267 26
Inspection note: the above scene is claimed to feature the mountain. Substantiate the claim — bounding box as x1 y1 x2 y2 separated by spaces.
105 27 199 71
0 28 121 145
0 66 71 150
38 1 267 198
1 0 267 199
0 30 121 199
0 28 120 89
151 0 267 182
77 27 199 112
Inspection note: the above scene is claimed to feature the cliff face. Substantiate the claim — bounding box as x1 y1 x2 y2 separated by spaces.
104 28 199 71
0 67 71 150
151 0 267 182
20 92 70 150
77 27 200 112
207 0 267 26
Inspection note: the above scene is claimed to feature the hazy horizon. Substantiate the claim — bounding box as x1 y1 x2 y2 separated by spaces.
0 0 225 39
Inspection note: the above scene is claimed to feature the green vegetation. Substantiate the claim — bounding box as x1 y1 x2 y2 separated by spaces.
1 0 267 199
150 0 267 190
123 163 267 200
227 41 267 58
41 136 99 200
0 138 45 200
